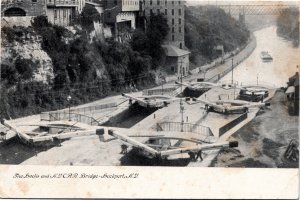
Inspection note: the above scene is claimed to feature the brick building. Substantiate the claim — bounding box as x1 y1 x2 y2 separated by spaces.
141 0 185 49
1 0 46 17
140 0 189 76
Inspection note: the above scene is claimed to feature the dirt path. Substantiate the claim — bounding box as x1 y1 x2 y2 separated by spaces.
210 90 299 168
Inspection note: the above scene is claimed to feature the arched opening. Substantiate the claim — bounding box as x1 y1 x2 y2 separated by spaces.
4 7 26 17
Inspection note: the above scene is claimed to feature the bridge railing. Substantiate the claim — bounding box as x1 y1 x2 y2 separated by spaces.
156 122 216 143
63 102 117 115
40 111 100 126
142 87 177 96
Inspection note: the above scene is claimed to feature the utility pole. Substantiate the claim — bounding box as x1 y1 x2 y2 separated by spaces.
231 58 234 84
67 95 72 121
178 59 184 132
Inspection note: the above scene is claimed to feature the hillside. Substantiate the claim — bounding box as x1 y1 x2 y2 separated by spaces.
185 6 250 66
276 7 299 45
0 13 169 119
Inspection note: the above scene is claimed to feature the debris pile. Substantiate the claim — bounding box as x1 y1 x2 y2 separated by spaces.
284 140 299 162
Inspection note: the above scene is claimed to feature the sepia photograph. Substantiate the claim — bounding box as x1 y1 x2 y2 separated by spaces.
0 0 299 198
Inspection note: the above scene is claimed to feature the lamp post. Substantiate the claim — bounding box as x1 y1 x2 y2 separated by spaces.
67 95 72 121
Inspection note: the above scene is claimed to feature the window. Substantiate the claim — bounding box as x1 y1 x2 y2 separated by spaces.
172 34 174 41
150 0 152 5
63 9 66 18
165 9 167 15
114 0 117 5
172 18 174 25
179 9 181 15
32 0 37 2
157 0 160 5
172 9 174 15
150 9 153 15
172 27 174 33
172 0 174 5
179 26 181 33
165 0 167 5
180 43 183 49
179 0 181 4
179 18 181 24
54 10 57 19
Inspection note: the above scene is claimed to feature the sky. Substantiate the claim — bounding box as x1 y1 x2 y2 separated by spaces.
185 0 300 6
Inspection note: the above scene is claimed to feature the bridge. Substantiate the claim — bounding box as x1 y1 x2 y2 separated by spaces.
216 3 300 15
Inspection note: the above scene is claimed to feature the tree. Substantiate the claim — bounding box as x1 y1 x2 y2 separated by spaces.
146 14 169 68
130 29 148 54
15 57 35 80
80 6 101 31
31 15 50 31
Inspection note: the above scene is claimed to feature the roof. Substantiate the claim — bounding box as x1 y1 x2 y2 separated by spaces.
162 45 190 57
288 72 299 86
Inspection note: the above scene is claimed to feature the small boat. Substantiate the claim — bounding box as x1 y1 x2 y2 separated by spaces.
260 51 273 62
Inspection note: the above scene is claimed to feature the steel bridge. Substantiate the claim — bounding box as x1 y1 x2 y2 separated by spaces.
217 3 299 15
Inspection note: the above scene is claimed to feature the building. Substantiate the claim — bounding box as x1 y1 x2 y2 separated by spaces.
140 0 189 76
286 71 299 115
162 45 190 76
141 0 185 49
45 0 81 26
102 0 140 42
1 0 46 17
1 0 86 27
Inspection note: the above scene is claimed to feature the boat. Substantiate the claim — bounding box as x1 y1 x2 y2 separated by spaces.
260 51 273 62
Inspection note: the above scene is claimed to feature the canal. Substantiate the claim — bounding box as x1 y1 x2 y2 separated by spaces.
221 26 300 87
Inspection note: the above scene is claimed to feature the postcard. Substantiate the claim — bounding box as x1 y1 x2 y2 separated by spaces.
0 0 299 198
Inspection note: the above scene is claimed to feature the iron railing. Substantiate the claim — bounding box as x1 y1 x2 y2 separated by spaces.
156 122 216 143
41 111 100 126
142 87 177 96
46 0 79 6
65 102 117 114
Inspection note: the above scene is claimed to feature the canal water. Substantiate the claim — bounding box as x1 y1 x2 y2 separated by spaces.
221 26 300 87
103 103 158 128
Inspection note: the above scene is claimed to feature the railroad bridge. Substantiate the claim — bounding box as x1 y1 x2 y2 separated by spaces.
216 3 300 40
1 0 46 17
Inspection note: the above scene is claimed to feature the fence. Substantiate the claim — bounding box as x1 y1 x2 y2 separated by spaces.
219 112 248 136
142 87 177 96
156 122 216 143
40 112 100 126
65 102 117 114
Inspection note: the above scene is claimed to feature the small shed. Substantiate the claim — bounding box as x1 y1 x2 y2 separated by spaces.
162 45 190 76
